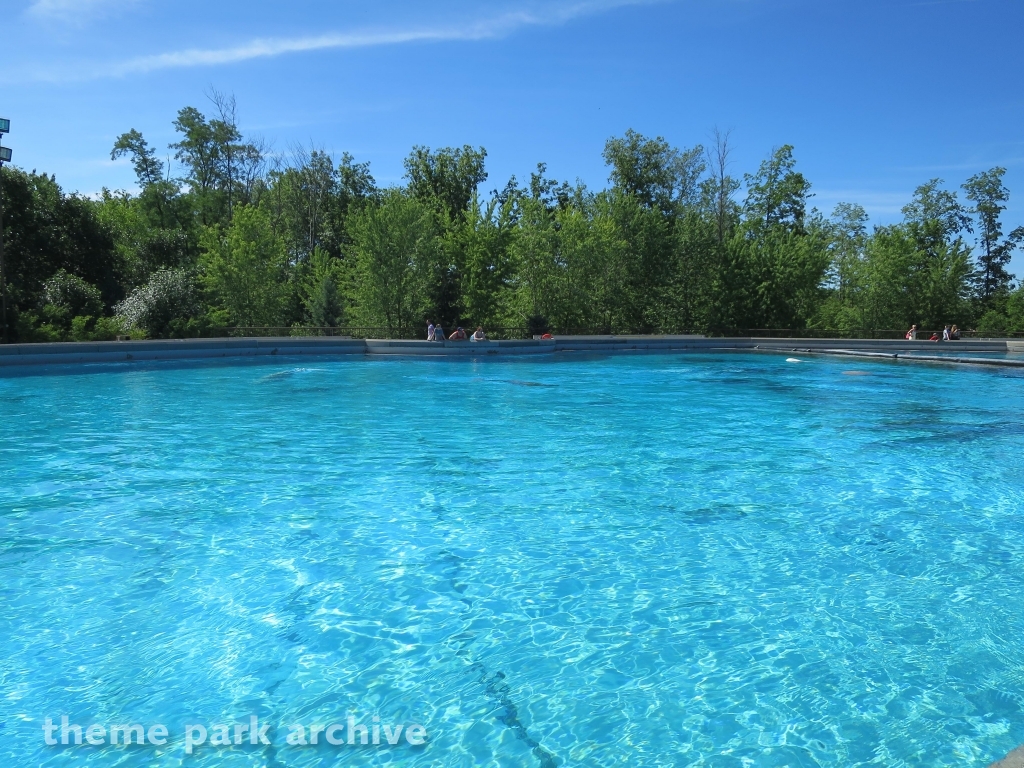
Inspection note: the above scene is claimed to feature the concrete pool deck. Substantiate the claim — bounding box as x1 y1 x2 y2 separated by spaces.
991 746 1024 768
1 334 1023 369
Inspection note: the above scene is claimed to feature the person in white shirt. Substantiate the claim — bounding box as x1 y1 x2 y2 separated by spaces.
426 320 434 341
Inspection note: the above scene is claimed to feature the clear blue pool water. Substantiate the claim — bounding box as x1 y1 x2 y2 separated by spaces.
2 353 1024 767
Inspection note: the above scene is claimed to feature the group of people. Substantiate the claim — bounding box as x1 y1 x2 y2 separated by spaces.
905 324 962 341
426 321 487 342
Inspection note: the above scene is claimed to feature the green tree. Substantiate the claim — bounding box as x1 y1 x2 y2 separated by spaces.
902 179 972 244
962 167 1024 304
12 101 1024 345
200 206 289 327
553 200 606 332
812 203 869 331
720 223 829 330
172 107 224 224
597 131 708 332
301 247 345 328
402 145 488 324
348 190 434 337
95 191 193 289
111 124 189 230
715 146 826 331
603 190 674 332
743 145 812 234
700 129 741 246
0 167 122 339
828 203 869 303
527 163 574 211
861 222 970 331
171 98 264 227
698 130 742 332
111 126 187 231
901 180 972 287
265 149 368 263
603 129 704 213
111 129 165 187
109 127 194 285
505 194 560 331
404 145 487 221
455 192 514 331
1006 287 1024 332
664 207 718 332
894 180 974 328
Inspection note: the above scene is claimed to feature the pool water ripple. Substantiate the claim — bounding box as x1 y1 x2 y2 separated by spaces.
2 354 1024 766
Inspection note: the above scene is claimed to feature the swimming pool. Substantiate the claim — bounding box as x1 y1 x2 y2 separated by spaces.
2 353 1024 766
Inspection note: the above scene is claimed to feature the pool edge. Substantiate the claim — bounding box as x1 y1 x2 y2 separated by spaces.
0 336 1021 369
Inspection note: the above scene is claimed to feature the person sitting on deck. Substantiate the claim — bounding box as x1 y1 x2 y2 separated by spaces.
449 327 467 340
433 322 445 341
929 331 940 341
471 327 487 341
951 325 961 340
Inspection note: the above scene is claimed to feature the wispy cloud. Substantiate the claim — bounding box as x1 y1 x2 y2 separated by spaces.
909 0 979 6
26 0 139 23
897 156 1024 173
32 0 658 81
814 190 911 218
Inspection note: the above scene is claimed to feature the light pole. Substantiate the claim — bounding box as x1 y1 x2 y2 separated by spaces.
0 117 10 344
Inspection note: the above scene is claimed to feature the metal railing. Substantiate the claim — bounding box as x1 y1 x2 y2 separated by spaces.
180 326 1024 341
713 328 1024 340
208 326 537 340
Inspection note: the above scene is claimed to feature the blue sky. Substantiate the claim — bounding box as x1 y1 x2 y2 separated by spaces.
4 0 1024 272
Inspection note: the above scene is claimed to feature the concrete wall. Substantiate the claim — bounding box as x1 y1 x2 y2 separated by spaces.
0 337 366 367
748 338 1018 353
364 339 556 356
0 335 1020 369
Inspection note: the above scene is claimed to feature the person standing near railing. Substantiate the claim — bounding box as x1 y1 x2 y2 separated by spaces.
905 324 918 340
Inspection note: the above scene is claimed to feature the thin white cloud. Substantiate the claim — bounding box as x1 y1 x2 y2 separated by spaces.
32 0 658 81
27 0 139 23
814 190 911 219
897 157 1024 173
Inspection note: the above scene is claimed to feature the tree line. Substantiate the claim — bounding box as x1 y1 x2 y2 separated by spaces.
2 97 1023 343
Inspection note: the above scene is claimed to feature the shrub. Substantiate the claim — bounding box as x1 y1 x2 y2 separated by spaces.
1006 288 1024 333
115 268 201 338
976 310 1009 336
67 315 127 341
527 314 549 336
40 270 105 327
